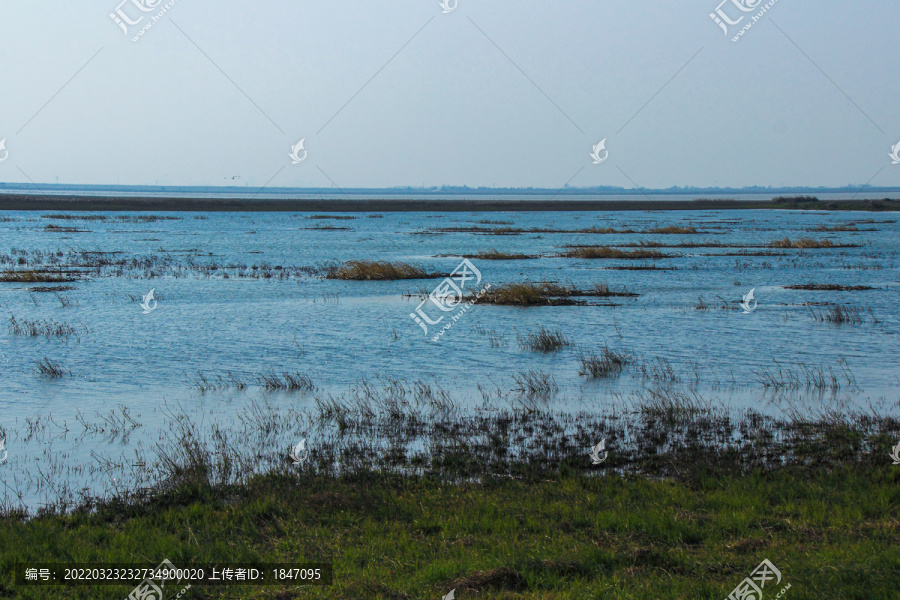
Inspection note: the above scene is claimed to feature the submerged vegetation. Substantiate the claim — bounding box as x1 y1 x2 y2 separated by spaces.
562 246 670 259
785 283 874 291
462 249 539 260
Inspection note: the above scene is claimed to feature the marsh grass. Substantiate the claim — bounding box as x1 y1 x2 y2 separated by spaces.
812 224 859 232
512 371 558 396
808 305 865 325
43 224 83 233
579 347 628 378
604 265 675 271
257 371 315 391
55 293 74 308
562 246 669 259
326 260 447 280
518 326 571 352
305 224 351 231
464 249 538 260
187 371 249 392
427 225 705 235
41 214 180 222
0 269 77 283
770 237 839 249
632 386 713 424
474 282 636 306
487 330 506 347
34 357 70 378
786 284 873 291
9 315 82 339
631 356 680 383
646 225 698 234
753 358 858 391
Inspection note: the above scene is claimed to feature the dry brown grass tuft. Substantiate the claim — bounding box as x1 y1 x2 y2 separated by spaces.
770 238 835 249
646 226 698 234
0 270 77 283
326 261 445 280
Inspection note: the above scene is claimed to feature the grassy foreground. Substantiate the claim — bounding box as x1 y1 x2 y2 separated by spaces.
2 467 898 599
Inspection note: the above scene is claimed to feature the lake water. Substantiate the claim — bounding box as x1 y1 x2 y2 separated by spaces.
1 208 898 509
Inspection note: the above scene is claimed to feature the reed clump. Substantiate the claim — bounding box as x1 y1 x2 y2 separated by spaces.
512 371 558 396
34 358 70 378
326 261 444 280
518 326 571 352
0 269 77 283
579 347 628 378
808 305 864 325
9 316 79 338
258 371 315 392
770 238 834 249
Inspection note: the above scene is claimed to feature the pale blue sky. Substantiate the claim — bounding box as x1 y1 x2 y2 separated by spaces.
0 1 897 190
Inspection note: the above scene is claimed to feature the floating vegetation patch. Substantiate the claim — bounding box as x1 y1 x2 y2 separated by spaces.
44 224 85 233
0 269 78 283
420 225 708 235
41 214 181 222
770 238 856 249
326 261 448 280
561 246 671 260
472 282 637 306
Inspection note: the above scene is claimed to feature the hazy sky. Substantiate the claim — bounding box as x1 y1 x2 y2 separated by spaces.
0 1 898 190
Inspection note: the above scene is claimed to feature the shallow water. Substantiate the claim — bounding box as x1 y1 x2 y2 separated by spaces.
1 209 898 508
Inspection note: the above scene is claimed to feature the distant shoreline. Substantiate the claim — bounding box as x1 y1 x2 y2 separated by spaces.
0 194 898 212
